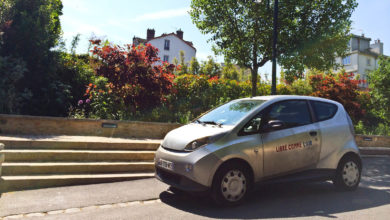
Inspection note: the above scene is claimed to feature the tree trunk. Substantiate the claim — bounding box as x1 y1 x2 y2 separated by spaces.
251 67 258 97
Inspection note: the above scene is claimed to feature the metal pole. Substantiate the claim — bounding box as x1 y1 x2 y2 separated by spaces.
271 0 278 95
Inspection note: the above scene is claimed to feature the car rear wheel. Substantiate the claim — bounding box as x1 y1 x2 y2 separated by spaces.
211 162 251 206
333 155 362 191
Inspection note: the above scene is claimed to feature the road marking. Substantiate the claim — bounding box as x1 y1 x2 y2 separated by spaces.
0 199 161 219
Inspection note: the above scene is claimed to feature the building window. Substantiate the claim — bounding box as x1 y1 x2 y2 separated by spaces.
163 55 169 62
164 40 170 50
367 58 371 66
342 56 351 65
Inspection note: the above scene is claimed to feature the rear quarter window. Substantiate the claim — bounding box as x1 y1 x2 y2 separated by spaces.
311 101 338 121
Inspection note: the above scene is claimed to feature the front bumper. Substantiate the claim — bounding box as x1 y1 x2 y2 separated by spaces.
155 167 209 192
154 145 221 191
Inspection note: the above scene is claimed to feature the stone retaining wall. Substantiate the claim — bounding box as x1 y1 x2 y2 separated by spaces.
0 114 181 139
355 134 390 148
0 114 389 148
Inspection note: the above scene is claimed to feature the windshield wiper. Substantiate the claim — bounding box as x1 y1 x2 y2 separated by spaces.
195 119 204 125
196 120 222 127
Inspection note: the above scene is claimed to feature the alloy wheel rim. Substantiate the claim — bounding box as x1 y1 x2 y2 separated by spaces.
342 161 360 187
221 169 246 202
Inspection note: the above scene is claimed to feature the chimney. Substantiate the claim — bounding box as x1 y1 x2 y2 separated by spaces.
370 38 384 55
176 29 183 40
147 29 155 41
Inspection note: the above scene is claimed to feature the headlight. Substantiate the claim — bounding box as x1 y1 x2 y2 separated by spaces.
183 132 227 152
184 137 209 152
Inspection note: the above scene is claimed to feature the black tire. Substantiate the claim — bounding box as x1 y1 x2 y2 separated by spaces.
168 186 186 195
333 154 362 191
211 162 252 206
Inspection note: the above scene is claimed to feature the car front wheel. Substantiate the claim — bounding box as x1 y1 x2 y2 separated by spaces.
211 162 251 206
333 155 362 191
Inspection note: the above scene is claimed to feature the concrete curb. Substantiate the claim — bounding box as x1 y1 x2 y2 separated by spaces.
359 147 390 156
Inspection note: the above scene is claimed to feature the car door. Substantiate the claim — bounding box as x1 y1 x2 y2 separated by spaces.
261 100 321 177
237 111 266 180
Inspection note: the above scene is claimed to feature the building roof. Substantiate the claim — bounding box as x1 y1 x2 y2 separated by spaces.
149 33 196 51
133 32 196 51
132 37 147 45
352 34 372 41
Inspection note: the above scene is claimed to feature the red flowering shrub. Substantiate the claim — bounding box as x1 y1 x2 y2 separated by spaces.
88 41 175 113
309 72 367 121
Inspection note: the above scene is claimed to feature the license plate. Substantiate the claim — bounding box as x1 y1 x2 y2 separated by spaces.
158 159 174 171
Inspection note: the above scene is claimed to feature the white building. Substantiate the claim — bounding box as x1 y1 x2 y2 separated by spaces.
133 29 196 64
335 34 384 88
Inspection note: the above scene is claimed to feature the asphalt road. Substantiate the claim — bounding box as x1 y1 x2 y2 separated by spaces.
2 155 390 220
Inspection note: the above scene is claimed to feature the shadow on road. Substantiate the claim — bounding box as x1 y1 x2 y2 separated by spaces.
160 157 390 219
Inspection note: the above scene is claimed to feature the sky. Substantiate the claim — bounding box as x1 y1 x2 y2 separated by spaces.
60 0 390 78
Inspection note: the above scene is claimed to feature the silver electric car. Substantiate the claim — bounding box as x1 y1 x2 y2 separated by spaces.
155 95 362 205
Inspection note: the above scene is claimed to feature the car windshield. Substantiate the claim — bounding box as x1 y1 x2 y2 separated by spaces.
197 100 266 125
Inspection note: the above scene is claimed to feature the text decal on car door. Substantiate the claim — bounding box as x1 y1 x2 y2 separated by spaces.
276 140 313 152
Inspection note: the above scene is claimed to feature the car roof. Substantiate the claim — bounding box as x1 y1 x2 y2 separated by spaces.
238 95 342 106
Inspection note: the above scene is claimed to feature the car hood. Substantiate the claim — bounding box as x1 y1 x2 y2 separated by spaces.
162 123 233 151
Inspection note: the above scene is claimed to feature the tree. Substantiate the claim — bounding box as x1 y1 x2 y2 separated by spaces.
177 50 189 75
0 0 31 114
222 63 239 81
1 0 62 57
0 0 14 44
190 0 357 96
55 35 95 112
368 56 390 124
189 57 201 75
0 56 31 113
0 0 64 115
199 56 222 77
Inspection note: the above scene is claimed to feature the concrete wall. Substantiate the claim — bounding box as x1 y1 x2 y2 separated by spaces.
0 114 181 139
355 134 390 148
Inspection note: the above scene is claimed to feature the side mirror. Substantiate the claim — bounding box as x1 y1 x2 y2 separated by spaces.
262 120 284 132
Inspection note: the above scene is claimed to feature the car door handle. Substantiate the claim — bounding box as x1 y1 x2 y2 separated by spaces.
309 131 317 136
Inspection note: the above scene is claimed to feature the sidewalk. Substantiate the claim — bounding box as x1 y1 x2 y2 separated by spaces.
0 178 167 217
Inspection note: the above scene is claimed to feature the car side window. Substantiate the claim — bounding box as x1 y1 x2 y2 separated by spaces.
263 100 312 130
311 101 338 121
241 113 263 134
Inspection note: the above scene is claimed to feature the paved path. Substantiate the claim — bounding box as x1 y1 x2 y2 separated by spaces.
1 155 389 220
0 178 168 217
